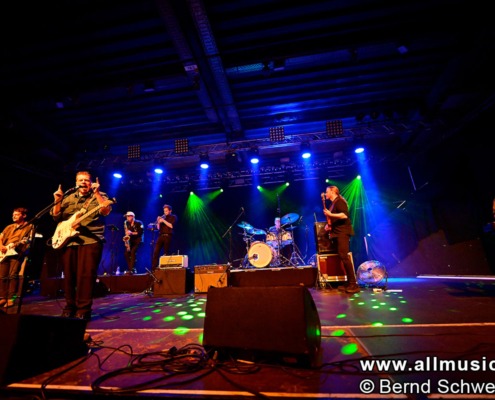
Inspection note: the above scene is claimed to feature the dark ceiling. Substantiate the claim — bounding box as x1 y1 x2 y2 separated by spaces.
1 0 494 182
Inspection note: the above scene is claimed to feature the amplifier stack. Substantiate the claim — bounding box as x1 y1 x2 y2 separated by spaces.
194 264 229 293
159 255 188 268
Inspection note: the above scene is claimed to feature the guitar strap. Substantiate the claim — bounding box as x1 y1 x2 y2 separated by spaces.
329 197 339 212
78 194 94 214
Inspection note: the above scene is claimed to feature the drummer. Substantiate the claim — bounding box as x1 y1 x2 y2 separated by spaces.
267 217 292 264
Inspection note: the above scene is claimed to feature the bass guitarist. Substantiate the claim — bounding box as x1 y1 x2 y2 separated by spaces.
322 185 360 294
50 171 113 321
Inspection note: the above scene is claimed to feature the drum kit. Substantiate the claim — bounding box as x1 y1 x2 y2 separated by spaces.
238 212 303 268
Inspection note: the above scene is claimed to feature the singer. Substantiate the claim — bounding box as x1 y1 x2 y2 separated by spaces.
152 204 178 270
50 171 113 321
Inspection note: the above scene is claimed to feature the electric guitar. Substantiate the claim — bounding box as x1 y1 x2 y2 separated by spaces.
0 243 17 262
51 198 116 249
321 192 332 232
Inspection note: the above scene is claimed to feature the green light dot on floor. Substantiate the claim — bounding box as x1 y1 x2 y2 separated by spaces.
372 305 379 309
331 329 345 337
389 307 397 311
181 314 194 320
142 316 152 321
379 302 386 305
357 301 365 305
199 332 204 344
152 309 161 313
371 322 384 326
341 343 358 355
370 299 377 302
163 316 175 322
400 300 407 303
173 327 190 335
197 312 206 317
336 313 346 319
402 317 413 323
191 307 202 312
177 311 188 315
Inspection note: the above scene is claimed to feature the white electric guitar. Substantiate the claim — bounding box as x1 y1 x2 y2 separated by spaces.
0 243 18 262
51 198 116 249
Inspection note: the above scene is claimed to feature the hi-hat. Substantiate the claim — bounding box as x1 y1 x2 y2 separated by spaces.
237 221 253 230
284 226 297 231
281 213 299 225
247 227 266 235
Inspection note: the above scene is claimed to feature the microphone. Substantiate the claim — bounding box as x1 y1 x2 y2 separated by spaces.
240 207 244 212
64 185 82 195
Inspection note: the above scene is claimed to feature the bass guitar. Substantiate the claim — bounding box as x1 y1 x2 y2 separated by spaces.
321 192 332 232
51 198 116 249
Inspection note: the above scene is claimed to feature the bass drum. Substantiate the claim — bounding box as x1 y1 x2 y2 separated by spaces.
247 241 275 268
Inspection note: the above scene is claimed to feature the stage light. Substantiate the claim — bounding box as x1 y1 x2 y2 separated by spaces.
300 142 311 159
354 146 365 154
269 126 285 142
249 148 259 164
127 144 141 159
154 167 164 174
113 172 123 179
174 138 189 154
326 120 343 137
199 153 210 169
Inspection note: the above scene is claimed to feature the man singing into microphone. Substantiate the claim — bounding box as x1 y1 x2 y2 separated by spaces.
50 171 113 321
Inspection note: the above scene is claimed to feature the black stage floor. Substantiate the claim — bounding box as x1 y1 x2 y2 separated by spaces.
1 270 495 400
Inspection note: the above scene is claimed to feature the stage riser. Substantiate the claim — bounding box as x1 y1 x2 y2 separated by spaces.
40 275 150 297
40 266 318 297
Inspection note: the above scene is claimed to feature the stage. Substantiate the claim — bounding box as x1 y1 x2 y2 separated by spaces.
2 273 495 399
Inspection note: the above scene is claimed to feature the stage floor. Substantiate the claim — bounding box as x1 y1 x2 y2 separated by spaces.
2 274 495 399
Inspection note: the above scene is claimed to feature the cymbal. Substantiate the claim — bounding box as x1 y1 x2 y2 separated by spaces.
247 227 266 235
284 226 297 231
281 213 299 225
237 221 253 230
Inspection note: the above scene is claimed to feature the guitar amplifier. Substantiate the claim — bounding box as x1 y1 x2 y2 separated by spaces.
159 255 188 268
194 265 229 293
317 253 353 282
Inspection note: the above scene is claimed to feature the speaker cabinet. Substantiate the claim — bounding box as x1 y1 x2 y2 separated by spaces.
203 286 322 368
317 253 352 282
0 314 88 385
153 268 191 295
194 265 228 293
313 222 337 254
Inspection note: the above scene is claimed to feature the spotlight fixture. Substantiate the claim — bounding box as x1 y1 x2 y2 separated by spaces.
249 147 259 164
127 144 141 159
300 142 311 159
269 126 285 142
199 153 210 169
174 138 189 154
326 120 343 137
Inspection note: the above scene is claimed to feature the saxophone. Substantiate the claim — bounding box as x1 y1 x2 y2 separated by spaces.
123 221 130 252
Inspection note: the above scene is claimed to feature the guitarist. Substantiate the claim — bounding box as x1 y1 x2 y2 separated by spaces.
51 171 112 321
0 207 33 309
322 185 359 294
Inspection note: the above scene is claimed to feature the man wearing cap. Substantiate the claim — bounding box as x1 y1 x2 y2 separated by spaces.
123 211 144 274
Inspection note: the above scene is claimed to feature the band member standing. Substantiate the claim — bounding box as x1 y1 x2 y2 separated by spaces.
51 171 113 321
0 207 33 309
123 211 144 275
322 185 360 293
152 204 177 270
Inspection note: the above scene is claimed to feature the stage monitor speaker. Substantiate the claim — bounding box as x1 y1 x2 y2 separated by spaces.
0 314 88 385
194 265 228 293
314 222 337 254
203 286 322 368
153 268 188 295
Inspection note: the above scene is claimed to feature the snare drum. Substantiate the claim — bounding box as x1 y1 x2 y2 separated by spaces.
247 241 275 268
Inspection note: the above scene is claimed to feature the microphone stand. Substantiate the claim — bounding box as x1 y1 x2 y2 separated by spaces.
222 208 245 267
